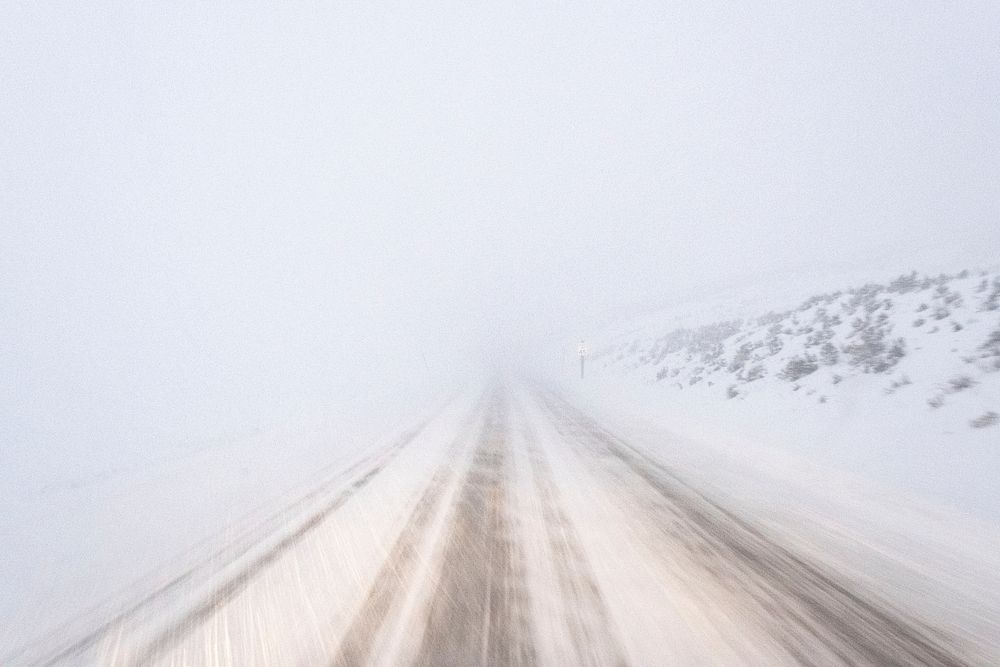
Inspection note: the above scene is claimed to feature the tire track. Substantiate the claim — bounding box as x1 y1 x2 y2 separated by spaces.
329 399 487 667
414 389 536 666
518 403 628 667
538 389 969 667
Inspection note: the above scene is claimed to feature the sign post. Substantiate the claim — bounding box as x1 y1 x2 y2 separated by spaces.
577 340 588 379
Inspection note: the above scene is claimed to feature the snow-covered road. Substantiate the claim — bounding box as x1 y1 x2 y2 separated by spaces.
15 382 988 665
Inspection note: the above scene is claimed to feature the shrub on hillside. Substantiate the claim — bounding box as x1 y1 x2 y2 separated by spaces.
727 345 750 373
806 327 835 347
971 412 999 429
843 327 906 373
780 354 819 381
820 342 839 366
981 329 1000 357
758 310 789 326
767 336 783 356
846 283 884 310
981 280 1000 311
946 375 977 393
887 271 920 294
884 375 912 394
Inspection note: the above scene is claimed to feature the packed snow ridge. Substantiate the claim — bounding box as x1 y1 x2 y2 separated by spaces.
593 269 1000 431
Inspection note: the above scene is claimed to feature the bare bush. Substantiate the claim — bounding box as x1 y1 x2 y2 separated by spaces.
843 327 906 373
780 354 819 381
971 412 999 429
888 271 920 294
885 375 912 394
980 329 1000 356
945 375 977 393
980 280 1000 311
767 336 783 356
820 342 839 365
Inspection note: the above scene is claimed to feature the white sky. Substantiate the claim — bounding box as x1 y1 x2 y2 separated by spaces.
3 2 999 459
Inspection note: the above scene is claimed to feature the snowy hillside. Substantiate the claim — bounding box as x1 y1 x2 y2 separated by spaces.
578 268 1000 520
595 270 1000 423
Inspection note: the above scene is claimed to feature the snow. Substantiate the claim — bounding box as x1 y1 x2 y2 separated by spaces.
563 266 1000 521
0 386 453 660
4 263 1000 661
4 365 998 662
554 378 1000 658
541 265 1000 658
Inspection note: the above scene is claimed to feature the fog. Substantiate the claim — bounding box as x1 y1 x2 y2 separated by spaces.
4 2 1000 462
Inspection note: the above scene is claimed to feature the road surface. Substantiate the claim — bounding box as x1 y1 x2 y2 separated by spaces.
14 382 983 665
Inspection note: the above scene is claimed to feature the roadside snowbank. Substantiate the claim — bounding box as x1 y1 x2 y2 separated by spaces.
0 386 451 658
